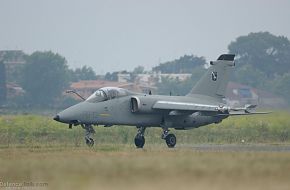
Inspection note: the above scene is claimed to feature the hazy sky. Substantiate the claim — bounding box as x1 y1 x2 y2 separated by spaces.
1 0 290 74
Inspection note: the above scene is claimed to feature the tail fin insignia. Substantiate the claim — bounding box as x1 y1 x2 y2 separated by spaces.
211 71 217 81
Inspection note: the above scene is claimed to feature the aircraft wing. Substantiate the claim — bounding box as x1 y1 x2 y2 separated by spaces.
152 101 270 116
152 101 220 112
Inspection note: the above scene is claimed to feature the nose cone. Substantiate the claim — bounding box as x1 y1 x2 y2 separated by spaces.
53 102 89 124
53 115 60 122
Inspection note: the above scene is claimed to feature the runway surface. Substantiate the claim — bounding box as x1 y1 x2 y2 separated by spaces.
189 144 290 152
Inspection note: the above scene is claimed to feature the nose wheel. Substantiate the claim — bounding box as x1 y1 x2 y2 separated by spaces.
81 124 95 147
86 137 94 147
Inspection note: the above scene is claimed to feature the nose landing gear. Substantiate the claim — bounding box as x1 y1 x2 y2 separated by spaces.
81 124 95 147
85 137 94 147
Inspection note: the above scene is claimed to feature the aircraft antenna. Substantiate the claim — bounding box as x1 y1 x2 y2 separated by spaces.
66 90 85 101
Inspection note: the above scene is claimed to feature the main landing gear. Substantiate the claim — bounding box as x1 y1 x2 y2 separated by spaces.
134 127 177 148
81 124 95 147
162 128 176 148
134 126 146 148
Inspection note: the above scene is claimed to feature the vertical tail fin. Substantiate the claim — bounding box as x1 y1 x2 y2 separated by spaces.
187 54 235 102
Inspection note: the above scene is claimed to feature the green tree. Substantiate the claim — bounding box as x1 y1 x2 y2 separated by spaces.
270 73 290 103
153 55 206 73
104 72 119 81
228 32 290 77
155 54 207 95
129 66 145 82
228 32 290 105
232 64 268 89
69 66 97 82
133 66 145 74
21 51 69 107
156 77 190 96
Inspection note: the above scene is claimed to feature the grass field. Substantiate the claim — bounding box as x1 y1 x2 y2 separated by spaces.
0 112 290 190
1 145 290 190
0 111 290 147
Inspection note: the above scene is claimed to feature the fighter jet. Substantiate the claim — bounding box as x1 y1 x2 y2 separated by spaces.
53 54 267 148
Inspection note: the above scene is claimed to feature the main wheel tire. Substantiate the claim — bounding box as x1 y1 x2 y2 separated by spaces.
165 134 176 148
134 135 145 148
86 138 94 147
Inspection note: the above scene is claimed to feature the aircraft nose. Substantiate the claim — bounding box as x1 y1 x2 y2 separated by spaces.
53 102 88 124
53 115 60 122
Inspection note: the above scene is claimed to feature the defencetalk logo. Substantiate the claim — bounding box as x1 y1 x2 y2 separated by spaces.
211 71 217 81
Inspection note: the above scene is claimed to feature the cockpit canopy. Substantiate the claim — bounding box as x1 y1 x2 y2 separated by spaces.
86 87 131 103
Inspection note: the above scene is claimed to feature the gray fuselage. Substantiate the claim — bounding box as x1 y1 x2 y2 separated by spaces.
57 93 228 130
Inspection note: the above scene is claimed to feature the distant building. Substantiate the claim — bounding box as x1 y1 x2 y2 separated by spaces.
226 82 287 108
0 50 26 83
117 73 131 83
0 50 26 67
6 82 25 98
116 71 192 86
156 73 192 83
254 89 287 109
226 82 259 107
134 74 158 86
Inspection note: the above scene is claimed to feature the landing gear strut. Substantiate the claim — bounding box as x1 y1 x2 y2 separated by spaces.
162 128 176 148
134 126 146 148
81 124 95 147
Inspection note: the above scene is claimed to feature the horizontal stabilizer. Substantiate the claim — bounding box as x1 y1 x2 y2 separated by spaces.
230 104 257 112
217 111 271 116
